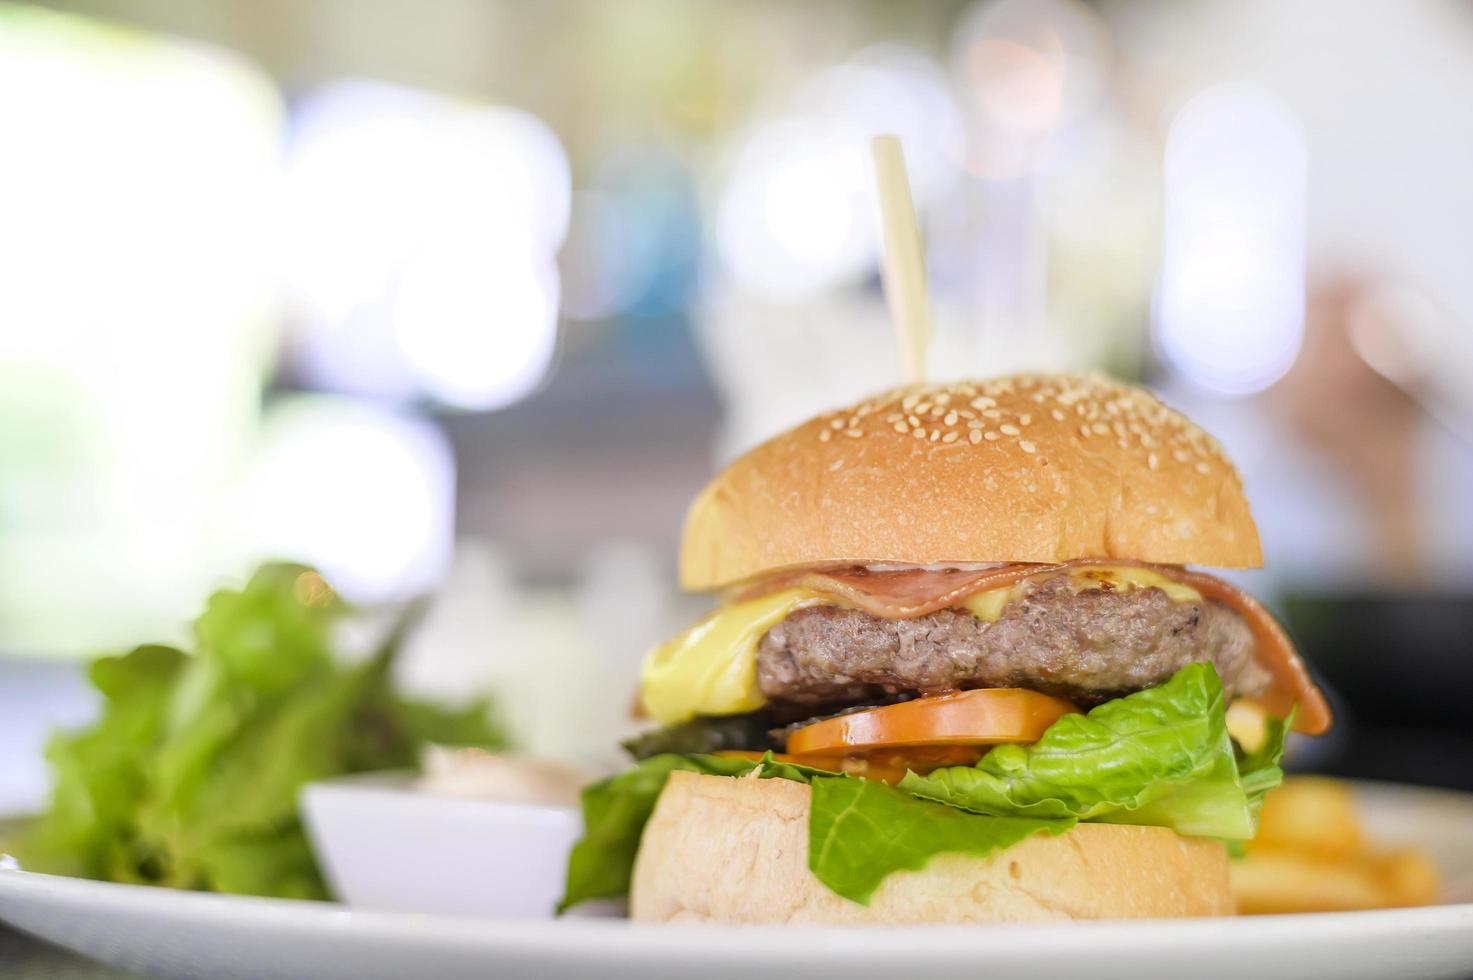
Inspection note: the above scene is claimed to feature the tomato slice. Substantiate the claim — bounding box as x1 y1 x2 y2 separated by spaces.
784 688 1077 756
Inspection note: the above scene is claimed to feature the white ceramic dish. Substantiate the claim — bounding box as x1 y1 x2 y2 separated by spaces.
1 866 1470 980
301 772 601 919
0 781 1470 980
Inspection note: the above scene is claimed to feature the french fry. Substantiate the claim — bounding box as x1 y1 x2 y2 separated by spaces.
1233 777 1442 915
1233 849 1441 915
1233 852 1396 915
1370 847 1441 908
1252 776 1362 859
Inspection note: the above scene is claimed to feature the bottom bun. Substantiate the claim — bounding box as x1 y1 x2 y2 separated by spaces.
631 771 1232 924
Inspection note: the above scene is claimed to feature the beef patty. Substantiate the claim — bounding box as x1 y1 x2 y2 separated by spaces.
755 574 1269 709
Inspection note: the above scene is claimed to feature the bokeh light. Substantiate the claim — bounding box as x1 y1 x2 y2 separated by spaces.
714 46 962 298
246 397 455 604
716 120 870 298
951 0 1111 178
0 9 281 652
284 78 571 410
1155 84 1307 396
562 188 661 321
393 255 560 409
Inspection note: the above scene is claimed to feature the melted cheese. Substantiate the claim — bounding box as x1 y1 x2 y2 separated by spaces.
1066 565 1201 602
641 566 1203 723
961 585 1015 622
959 565 1200 622
640 588 824 724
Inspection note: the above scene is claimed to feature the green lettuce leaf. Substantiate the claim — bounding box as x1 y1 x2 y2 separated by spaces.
899 663 1279 839
1239 711 1291 818
807 778 1066 904
560 752 1065 910
17 563 506 898
20 645 186 880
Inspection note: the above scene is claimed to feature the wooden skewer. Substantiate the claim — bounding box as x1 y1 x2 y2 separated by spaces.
870 134 933 384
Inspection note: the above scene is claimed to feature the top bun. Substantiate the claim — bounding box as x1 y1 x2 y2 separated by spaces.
680 373 1262 591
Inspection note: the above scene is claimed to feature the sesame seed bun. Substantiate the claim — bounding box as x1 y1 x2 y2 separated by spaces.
680 373 1262 591
631 772 1233 923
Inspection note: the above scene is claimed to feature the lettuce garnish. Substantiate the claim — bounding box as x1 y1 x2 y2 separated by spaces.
13 564 506 898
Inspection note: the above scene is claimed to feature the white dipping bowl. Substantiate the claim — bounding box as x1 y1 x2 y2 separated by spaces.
302 773 608 919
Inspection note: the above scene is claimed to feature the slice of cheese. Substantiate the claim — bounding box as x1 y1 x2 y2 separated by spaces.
959 564 1200 621
640 565 1204 725
1066 565 1202 603
640 589 824 724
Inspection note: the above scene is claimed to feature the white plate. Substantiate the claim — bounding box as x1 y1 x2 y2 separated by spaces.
2 782 1472 980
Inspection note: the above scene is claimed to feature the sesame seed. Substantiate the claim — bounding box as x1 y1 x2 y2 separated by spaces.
1020 440 1037 454
806 377 1221 468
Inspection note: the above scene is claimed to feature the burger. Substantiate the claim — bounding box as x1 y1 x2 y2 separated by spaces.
559 373 1331 924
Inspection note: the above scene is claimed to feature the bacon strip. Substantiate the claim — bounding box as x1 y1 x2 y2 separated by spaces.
735 563 1042 619
1168 568 1332 736
737 560 1332 736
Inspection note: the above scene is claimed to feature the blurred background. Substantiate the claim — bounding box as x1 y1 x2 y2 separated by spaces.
3 0 1472 812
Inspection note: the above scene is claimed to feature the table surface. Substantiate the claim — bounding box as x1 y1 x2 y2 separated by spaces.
0 922 142 978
